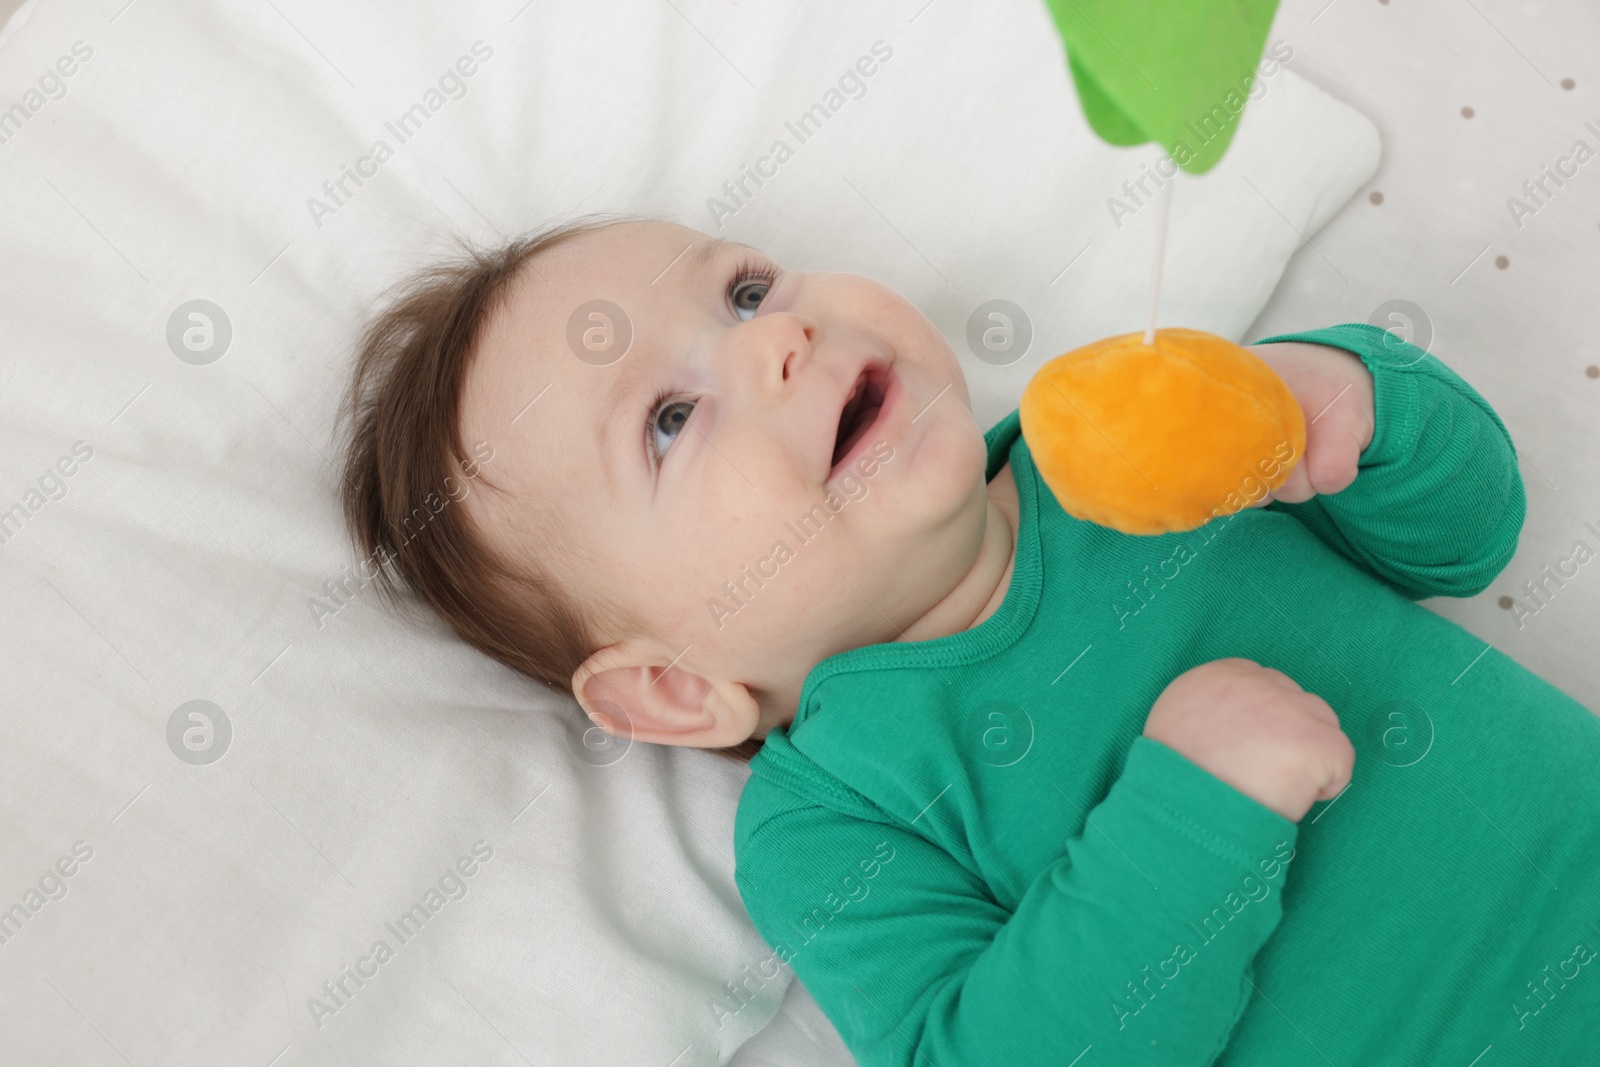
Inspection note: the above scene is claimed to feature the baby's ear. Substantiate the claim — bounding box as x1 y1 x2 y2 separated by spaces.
571 641 760 749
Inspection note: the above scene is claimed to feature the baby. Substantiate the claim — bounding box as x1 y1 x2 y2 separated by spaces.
339 214 1600 1065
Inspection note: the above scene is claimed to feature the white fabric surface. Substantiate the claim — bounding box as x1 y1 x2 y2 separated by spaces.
0 0 1384 1064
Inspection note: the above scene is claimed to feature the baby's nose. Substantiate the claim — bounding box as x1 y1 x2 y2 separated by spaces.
739 312 815 397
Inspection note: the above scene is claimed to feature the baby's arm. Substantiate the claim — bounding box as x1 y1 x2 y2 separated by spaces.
1250 323 1526 600
736 736 1300 1067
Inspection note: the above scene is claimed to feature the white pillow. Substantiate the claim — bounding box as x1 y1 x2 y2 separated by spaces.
0 0 1376 1063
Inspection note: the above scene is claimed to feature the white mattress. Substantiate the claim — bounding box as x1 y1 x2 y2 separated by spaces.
1 0 1589 1064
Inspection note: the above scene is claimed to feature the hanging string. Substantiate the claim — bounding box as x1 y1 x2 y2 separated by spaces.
1142 170 1173 346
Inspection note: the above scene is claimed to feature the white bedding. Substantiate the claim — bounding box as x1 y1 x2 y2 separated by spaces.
13 0 1584 1064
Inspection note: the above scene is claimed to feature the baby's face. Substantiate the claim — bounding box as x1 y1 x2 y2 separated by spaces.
461 220 991 729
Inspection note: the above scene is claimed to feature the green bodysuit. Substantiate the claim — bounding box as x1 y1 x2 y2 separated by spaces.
733 323 1600 1066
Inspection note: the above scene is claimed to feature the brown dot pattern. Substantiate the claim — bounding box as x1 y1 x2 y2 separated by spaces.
1499 596 1514 609
1562 78 1576 90
1495 255 1509 269
1462 106 1475 118
1370 191 1384 204
1587 365 1600 379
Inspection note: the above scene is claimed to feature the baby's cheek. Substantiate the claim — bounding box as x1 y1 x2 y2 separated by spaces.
667 532 777 637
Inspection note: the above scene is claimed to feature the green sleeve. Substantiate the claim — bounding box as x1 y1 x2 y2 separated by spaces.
734 738 1300 1067
1252 323 1527 600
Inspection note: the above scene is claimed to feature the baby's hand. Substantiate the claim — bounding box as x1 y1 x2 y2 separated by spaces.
1246 341 1376 506
1142 658 1355 823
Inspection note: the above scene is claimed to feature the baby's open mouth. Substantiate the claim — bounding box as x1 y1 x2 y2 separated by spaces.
831 363 890 473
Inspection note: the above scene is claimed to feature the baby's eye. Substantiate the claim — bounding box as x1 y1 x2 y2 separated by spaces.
729 261 779 322
650 397 696 463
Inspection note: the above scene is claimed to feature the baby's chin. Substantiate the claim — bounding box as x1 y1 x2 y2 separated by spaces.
895 399 989 502
849 431 993 581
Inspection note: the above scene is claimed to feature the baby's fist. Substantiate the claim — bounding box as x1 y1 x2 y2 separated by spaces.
1143 658 1354 823
1247 340 1375 505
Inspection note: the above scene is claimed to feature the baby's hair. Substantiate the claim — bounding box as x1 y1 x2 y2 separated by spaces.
336 212 764 764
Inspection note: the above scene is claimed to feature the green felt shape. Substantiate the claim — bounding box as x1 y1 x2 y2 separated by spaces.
1042 0 1281 174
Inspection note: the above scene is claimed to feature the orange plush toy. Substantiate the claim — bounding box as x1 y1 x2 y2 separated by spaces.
1019 327 1305 535
1024 0 1302 534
